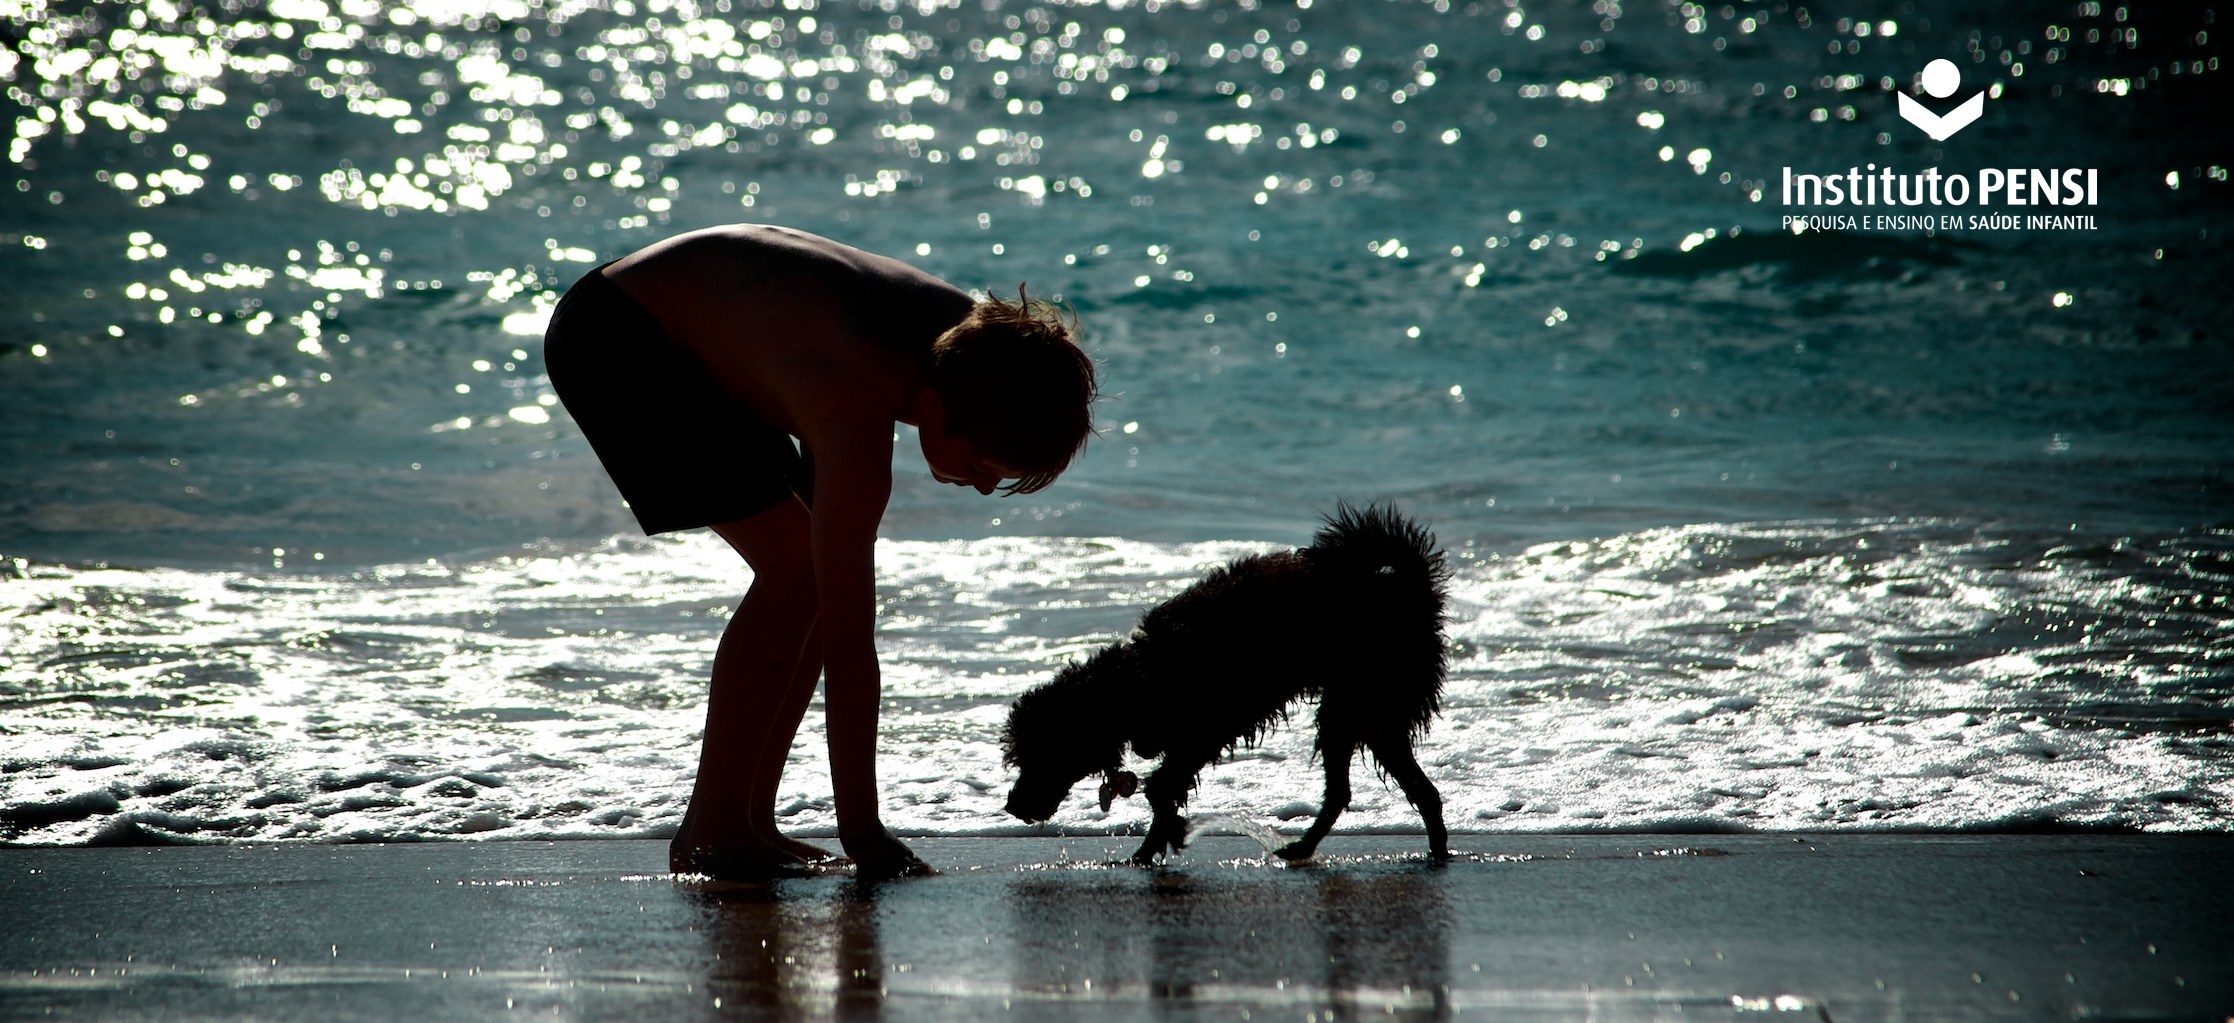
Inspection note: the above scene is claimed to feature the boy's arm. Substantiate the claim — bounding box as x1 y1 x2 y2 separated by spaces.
808 428 926 875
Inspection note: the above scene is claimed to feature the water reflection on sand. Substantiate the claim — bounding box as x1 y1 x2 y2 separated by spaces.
679 851 1460 1021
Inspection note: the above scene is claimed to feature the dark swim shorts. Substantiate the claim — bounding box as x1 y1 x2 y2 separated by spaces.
544 264 810 535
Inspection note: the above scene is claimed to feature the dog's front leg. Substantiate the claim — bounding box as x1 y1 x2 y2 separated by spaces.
1130 751 1213 866
1276 740 1353 862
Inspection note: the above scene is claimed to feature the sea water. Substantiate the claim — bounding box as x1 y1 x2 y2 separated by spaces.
1 0 2228 844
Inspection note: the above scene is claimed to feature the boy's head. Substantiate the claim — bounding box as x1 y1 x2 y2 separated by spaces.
927 288 1097 494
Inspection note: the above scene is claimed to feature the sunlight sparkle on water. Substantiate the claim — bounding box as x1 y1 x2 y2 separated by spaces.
4 0 2227 845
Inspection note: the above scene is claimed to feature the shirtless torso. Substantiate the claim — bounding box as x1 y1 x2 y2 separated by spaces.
603 223 974 440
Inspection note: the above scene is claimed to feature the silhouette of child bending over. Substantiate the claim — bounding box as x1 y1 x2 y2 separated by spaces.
545 224 1097 881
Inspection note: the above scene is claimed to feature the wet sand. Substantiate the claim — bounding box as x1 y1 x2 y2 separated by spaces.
2 834 2227 1021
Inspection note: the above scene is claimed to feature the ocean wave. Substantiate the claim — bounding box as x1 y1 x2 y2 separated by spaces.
4 522 2227 846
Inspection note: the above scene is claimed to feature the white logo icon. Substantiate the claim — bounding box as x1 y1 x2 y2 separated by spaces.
1896 59 1986 140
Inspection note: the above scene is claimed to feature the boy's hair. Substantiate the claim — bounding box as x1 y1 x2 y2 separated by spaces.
929 287 1097 494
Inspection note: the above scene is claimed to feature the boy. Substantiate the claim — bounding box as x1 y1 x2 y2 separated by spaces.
543 224 1096 881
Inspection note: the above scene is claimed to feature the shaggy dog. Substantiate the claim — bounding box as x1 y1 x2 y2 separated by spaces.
1001 504 1451 864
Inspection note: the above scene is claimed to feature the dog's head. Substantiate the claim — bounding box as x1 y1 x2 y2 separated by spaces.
1001 662 1128 823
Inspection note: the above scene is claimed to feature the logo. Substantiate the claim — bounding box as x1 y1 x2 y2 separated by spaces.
1775 57 2102 232
1896 59 1987 140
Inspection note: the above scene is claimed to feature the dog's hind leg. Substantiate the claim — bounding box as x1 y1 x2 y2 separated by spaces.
1273 739 1353 862
1365 734 1448 859
1131 746 1219 866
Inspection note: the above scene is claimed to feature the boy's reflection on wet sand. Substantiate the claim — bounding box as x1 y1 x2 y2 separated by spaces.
694 882 887 1021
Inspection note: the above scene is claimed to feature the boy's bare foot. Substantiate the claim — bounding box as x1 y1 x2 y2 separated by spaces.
844 827 936 882
667 808 705 872
670 824 823 879
672 840 824 881
773 835 847 865
670 808 841 870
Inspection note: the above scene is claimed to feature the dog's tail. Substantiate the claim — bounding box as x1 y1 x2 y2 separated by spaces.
1305 502 1451 740
1307 502 1451 598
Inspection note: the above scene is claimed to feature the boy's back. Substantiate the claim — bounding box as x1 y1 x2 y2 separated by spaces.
603 225 973 439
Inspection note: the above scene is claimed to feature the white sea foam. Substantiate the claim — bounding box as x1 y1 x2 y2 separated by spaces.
4 522 2226 846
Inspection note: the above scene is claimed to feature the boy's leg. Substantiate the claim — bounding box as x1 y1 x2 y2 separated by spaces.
670 498 820 875
672 622 835 866
750 623 844 863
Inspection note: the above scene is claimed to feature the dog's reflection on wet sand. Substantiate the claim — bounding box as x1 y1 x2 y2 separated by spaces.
1005 862 1454 1020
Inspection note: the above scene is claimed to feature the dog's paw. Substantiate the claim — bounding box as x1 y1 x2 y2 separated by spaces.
1272 841 1318 863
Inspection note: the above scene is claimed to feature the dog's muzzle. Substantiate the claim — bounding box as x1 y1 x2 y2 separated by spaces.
1004 788 1056 823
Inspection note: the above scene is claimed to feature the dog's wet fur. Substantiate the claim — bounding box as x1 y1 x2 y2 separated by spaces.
1001 504 1451 864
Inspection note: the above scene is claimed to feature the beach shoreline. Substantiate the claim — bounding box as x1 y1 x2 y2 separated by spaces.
4 834 2226 1021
